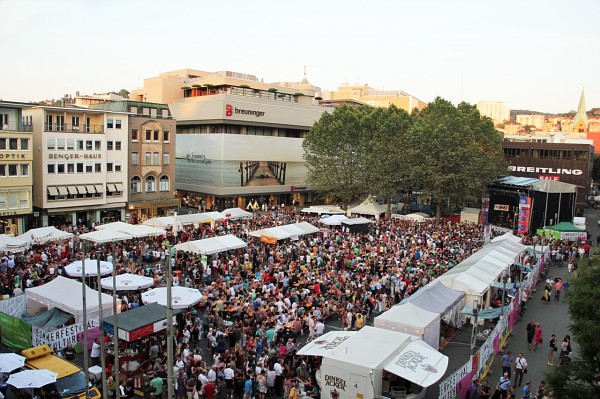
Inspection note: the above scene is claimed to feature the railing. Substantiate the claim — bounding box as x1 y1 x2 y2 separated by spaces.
183 86 300 103
44 123 104 133
0 122 33 132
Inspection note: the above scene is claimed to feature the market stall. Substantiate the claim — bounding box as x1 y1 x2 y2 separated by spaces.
173 234 247 255
341 217 373 233
374 302 441 349
17 227 73 246
248 222 319 241
536 222 587 241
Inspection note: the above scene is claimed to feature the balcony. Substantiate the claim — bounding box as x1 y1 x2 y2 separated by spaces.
44 123 104 133
0 121 33 132
181 85 302 103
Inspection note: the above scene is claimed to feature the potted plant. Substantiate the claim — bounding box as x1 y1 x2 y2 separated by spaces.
314 96 323 101
239 84 251 96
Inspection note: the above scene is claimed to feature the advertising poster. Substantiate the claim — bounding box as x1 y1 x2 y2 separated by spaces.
517 196 531 236
176 134 308 192
481 195 490 225
0 312 33 351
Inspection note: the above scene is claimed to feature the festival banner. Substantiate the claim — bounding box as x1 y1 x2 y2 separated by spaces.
517 196 531 236
0 294 27 317
0 312 33 350
32 319 98 351
438 360 472 399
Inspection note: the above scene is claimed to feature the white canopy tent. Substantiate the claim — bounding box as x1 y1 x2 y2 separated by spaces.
178 212 223 225
0 234 29 253
25 276 115 322
349 195 389 216
221 208 253 219
143 217 182 230
296 331 356 356
374 302 441 349
391 212 433 222
174 234 247 255
95 221 166 238
248 222 319 240
101 273 155 291
141 286 203 310
301 205 345 215
18 227 73 245
64 259 113 277
318 215 348 226
79 230 132 244
399 282 464 327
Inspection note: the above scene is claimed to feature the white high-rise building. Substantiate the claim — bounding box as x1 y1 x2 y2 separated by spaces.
477 101 511 125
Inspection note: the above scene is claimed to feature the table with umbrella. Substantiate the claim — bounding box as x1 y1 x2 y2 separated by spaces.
100 273 154 291
64 259 114 277
6 369 58 398
141 286 203 310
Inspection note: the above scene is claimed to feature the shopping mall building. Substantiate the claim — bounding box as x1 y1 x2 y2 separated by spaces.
131 69 331 210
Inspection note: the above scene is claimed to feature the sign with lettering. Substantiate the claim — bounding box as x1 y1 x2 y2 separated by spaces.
324 375 346 391
32 319 98 351
438 360 472 399
493 204 510 211
508 166 582 175
538 174 560 181
225 104 265 118
0 153 26 159
48 153 101 160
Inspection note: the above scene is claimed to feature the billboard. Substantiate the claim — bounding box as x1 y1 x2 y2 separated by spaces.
176 134 308 191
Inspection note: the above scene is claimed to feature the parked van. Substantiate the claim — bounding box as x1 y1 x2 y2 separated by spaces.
20 345 101 399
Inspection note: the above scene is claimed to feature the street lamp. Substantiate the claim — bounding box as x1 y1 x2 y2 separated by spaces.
470 298 481 352
501 272 509 316
532 236 538 264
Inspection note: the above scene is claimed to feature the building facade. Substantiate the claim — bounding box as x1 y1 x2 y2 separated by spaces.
23 106 129 227
91 101 179 223
502 140 593 210
477 101 511 126
319 84 425 112
0 102 34 234
131 69 331 210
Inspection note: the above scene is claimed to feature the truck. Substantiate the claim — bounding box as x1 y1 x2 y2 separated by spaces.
19 345 101 399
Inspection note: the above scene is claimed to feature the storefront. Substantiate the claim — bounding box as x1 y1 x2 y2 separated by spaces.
126 198 180 223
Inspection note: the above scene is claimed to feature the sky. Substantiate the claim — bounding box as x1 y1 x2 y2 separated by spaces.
1 0 599 114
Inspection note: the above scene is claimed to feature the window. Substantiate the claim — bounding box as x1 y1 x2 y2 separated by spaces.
142 107 150 116
19 190 29 208
20 139 29 151
107 118 114 129
8 164 18 176
56 138 65 150
132 129 138 141
107 162 113 172
66 138 74 150
67 163 74 174
47 138 55 150
115 162 122 172
161 109 169 118
95 163 101 172
153 152 159 165
130 106 138 114
150 108 157 118
86 140 92 150
131 152 138 165
85 163 92 173
20 164 29 176
145 130 152 141
77 140 84 150
71 116 80 130
57 164 65 174
107 141 114 151
131 176 141 193
163 153 170 165
47 164 55 174
0 138 5 150
77 163 83 173
94 141 101 150
163 131 170 142
115 141 121 150
159 175 170 192
56 116 65 131
0 165 5 176
115 119 122 129
145 175 156 192
8 191 18 209
153 130 159 141
9 138 17 150
145 152 151 165
0 192 6 209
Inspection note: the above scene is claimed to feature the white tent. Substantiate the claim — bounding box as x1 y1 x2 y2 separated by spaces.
221 208 253 219
248 222 320 240
374 302 441 349
18 227 73 245
177 213 222 225
174 234 247 255
0 234 29 253
79 230 132 243
101 273 155 291
143 217 182 230
296 331 356 356
142 286 203 310
96 222 166 238
400 282 464 327
319 215 349 226
349 195 388 216
64 259 113 277
25 276 115 322
301 205 345 215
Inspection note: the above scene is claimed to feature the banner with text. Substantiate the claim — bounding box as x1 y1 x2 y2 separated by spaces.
32 319 98 351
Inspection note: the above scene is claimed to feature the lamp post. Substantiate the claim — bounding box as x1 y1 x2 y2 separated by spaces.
470 298 481 352
532 236 538 265
501 272 509 316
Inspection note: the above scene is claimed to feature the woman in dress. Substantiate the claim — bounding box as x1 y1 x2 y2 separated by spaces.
533 323 543 352
257 369 268 399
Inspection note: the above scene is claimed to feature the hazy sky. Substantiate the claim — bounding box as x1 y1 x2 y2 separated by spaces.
1 0 598 113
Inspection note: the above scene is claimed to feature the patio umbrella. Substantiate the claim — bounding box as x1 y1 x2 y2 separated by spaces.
0 353 26 373
141 286 203 310
7 369 58 388
101 273 155 291
64 259 113 277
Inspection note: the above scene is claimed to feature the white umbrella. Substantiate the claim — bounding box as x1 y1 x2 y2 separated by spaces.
0 353 26 373
101 273 155 291
7 369 58 388
64 259 114 277
141 286 203 310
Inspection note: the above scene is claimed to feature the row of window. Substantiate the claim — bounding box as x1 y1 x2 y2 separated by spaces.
177 124 306 138
0 164 29 177
130 175 170 193
47 138 122 151
129 106 170 119
106 119 123 129
0 189 30 210
131 152 170 166
47 162 108 174
0 138 29 151
503 148 589 161
131 129 170 143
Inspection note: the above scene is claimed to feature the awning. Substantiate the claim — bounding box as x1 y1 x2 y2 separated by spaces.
107 184 117 192
296 331 356 356
77 186 87 194
383 340 449 388
95 184 103 193
86 185 97 194
47 187 59 196
57 186 68 196
67 186 77 195
115 183 124 192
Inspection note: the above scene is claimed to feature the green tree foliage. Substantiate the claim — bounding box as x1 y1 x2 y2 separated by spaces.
405 98 507 221
545 256 600 398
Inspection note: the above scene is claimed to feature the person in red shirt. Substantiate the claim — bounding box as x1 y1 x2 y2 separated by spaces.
203 381 217 399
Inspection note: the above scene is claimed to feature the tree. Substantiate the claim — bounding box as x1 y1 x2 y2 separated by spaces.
303 105 373 208
404 98 506 221
118 89 130 98
545 256 600 398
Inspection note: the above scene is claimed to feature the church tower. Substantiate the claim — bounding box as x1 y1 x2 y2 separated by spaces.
573 89 588 132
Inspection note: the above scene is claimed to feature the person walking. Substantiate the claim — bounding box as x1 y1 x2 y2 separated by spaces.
554 278 563 301
526 321 535 351
521 381 532 399
547 334 557 365
496 372 511 399
512 353 528 388
533 323 543 352
466 378 480 399
501 351 514 378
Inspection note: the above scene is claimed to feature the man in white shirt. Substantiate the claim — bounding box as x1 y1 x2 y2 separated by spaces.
207 365 217 383
315 320 325 337
90 338 101 366
513 352 528 388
